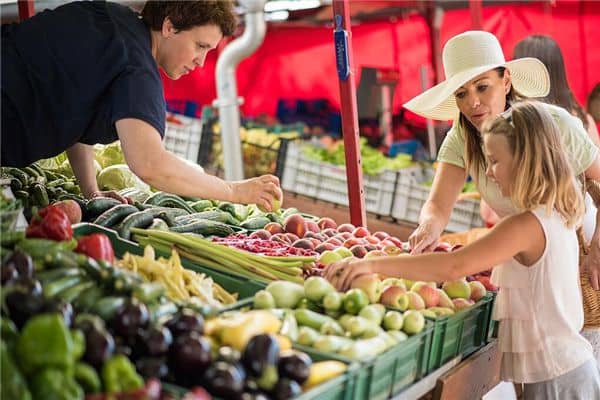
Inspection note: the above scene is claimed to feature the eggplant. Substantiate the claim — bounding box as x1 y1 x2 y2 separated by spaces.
83 327 115 368
3 251 33 279
239 392 271 400
1 263 18 285
277 351 312 385
271 378 301 400
43 300 74 327
165 309 204 338
169 331 212 377
202 361 245 398
133 325 173 358
217 346 241 365
3 280 44 328
135 356 169 379
110 298 149 338
241 334 280 392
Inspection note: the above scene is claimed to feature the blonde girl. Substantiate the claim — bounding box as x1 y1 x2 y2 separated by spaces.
326 101 600 399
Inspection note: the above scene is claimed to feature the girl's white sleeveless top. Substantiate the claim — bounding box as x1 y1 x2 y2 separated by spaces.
491 207 594 383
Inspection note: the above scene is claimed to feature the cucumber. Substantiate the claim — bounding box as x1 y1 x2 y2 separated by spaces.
169 219 235 236
174 210 239 226
189 199 213 212
143 192 195 213
91 297 127 320
294 309 336 331
44 251 80 270
31 183 49 207
75 254 111 282
132 282 165 304
56 280 95 303
85 197 122 218
92 204 138 227
73 285 105 311
37 267 84 284
43 274 87 299
116 211 154 240
240 216 271 230
7 168 29 186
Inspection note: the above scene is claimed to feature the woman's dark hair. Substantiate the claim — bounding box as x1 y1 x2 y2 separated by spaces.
513 35 588 131
141 1 236 36
588 83 600 123
463 67 523 181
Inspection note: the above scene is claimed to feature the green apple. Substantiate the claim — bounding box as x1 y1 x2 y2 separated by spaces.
334 247 354 259
318 250 343 266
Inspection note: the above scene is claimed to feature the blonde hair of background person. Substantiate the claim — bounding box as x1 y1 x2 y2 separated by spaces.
326 101 600 399
513 35 600 147
401 30 600 292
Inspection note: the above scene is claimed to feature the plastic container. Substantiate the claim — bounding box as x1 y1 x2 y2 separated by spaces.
163 113 203 163
281 142 400 216
72 223 266 303
295 320 433 400
0 208 23 231
426 293 494 373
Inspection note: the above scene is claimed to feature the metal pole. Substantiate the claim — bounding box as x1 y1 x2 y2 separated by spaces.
421 66 436 160
18 0 35 21
332 0 366 227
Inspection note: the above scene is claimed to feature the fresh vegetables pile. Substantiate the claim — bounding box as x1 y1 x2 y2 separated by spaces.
301 137 415 176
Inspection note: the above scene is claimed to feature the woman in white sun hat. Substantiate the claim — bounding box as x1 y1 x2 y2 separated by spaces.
405 31 600 277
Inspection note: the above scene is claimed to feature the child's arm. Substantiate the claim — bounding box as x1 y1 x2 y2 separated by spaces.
326 211 544 290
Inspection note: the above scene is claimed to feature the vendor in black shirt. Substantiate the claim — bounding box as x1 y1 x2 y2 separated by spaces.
1 1 282 210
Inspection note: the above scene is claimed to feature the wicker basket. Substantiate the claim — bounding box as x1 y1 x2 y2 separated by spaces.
579 177 600 329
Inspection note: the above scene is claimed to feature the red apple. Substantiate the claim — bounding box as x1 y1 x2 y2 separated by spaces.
325 237 343 247
388 236 404 248
308 238 321 248
352 226 370 238
349 244 368 258
249 229 272 240
364 244 377 252
271 233 291 244
343 238 363 249
364 235 380 245
284 232 300 243
306 220 320 233
315 242 336 254
321 228 338 238
337 223 356 233
283 214 307 238
264 222 284 235
317 217 338 230
373 231 390 241
292 238 316 250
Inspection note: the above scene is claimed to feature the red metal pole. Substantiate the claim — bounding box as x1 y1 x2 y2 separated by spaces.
469 0 483 30
18 0 35 21
331 0 366 227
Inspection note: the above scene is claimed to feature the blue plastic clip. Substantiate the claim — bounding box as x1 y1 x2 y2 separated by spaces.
334 14 350 81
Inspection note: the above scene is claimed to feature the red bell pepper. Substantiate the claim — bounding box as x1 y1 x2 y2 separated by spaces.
26 205 73 241
75 233 115 263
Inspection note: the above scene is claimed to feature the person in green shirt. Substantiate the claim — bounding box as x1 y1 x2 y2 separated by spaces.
403 31 600 291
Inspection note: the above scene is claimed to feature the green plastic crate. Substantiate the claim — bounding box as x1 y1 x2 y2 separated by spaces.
295 320 433 400
426 292 494 373
73 223 266 304
161 352 356 400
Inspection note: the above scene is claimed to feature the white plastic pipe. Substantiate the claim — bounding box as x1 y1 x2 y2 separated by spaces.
214 0 267 180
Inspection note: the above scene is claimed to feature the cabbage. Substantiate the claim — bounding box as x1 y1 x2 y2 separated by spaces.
95 141 125 169
97 164 149 192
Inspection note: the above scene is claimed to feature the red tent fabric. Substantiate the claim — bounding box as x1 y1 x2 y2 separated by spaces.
163 1 600 119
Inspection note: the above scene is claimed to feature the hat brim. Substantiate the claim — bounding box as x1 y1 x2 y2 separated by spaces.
403 57 550 121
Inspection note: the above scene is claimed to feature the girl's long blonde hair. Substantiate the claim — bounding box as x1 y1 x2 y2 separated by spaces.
482 100 584 227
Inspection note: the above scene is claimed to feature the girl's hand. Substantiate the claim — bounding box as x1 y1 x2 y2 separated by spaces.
89 190 132 204
325 258 374 291
408 220 442 254
231 174 282 211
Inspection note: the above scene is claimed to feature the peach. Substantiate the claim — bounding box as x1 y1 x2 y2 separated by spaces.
406 292 426 310
352 226 370 238
306 220 320 233
349 244 368 259
442 279 472 299
373 231 390 241
364 235 380 245
343 238 363 249
337 223 356 233
308 238 321 248
364 244 378 252
283 214 307 238
380 286 408 310
292 238 315 250
388 236 404 248
271 233 291 244
413 285 440 308
315 243 336 254
264 222 284 235
249 229 271 240
468 281 487 302
337 232 353 240
284 233 300 243
350 273 382 303
436 288 455 309
317 217 338 231
325 237 343 247
452 298 475 310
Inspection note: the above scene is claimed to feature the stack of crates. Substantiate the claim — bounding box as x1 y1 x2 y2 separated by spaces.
163 113 203 163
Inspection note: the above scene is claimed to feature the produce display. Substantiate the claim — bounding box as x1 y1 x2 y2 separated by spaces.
1 156 496 400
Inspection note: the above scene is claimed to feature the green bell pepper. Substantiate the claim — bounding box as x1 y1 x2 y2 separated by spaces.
1 341 32 400
102 355 144 394
74 362 101 394
30 368 83 400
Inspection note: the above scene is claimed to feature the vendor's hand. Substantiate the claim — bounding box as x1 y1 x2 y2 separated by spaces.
582 241 600 290
89 190 133 204
231 174 282 211
325 258 374 291
408 220 442 254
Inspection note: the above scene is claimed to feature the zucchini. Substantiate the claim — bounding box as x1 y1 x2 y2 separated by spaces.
85 197 122 218
143 192 195 213
174 210 239 226
43 274 87 299
169 219 235 236
92 204 138 227
91 296 127 320
189 199 213 212
116 211 154 240
132 282 165 304
240 216 271 230
56 280 95 303
37 267 84 284
73 285 105 311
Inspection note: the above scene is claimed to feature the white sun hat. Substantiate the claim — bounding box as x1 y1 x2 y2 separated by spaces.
403 30 550 121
